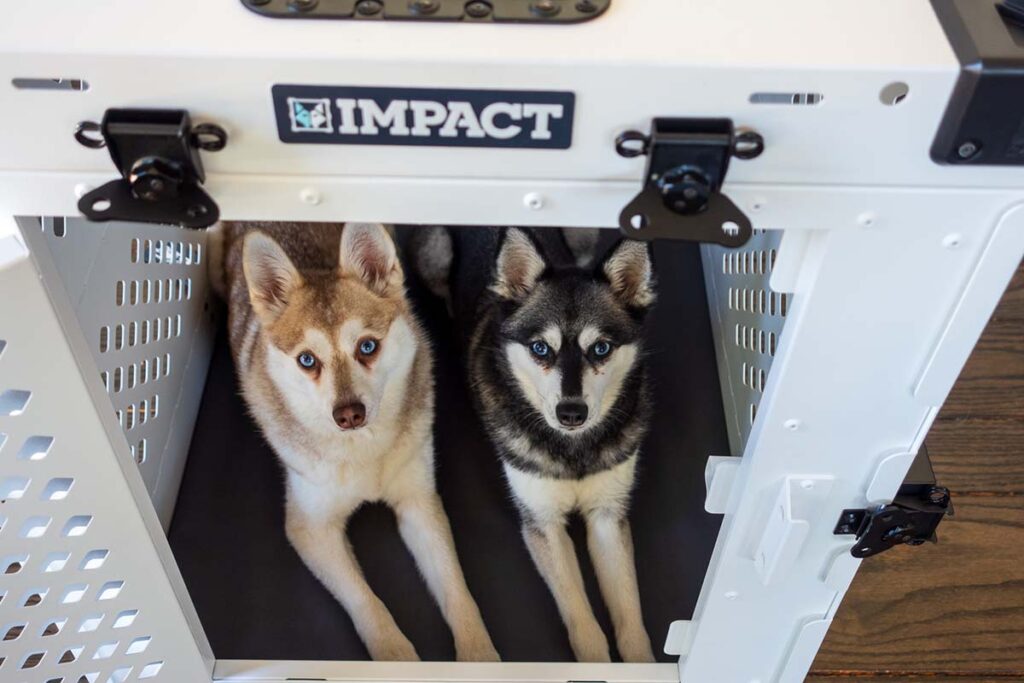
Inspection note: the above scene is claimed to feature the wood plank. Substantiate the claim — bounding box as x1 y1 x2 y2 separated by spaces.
926 418 1024 494
939 320 1024 419
812 495 1024 674
992 263 1024 322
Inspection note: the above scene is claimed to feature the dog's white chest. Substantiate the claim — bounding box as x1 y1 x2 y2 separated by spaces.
503 455 638 523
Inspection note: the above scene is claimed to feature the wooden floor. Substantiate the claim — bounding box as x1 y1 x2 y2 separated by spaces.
809 264 1024 681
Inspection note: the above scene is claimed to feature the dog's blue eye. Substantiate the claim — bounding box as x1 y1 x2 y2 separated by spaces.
358 339 378 356
297 352 317 369
593 341 612 357
530 341 549 357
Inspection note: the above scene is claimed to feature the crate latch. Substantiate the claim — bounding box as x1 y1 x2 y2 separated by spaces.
74 109 227 229
615 118 763 247
834 484 953 559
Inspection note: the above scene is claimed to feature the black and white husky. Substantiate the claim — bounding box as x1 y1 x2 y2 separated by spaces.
416 226 657 662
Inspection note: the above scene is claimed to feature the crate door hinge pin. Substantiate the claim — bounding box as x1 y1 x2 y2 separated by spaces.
74 109 227 229
834 485 953 558
616 117 763 247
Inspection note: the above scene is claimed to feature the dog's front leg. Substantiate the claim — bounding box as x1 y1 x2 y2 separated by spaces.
394 494 500 661
522 521 611 662
285 502 419 661
584 509 655 662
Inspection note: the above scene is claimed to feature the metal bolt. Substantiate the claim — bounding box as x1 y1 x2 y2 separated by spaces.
465 0 491 17
186 205 209 219
288 0 318 10
411 0 439 13
531 0 560 16
956 141 980 159
356 0 383 15
927 487 950 505
575 0 598 12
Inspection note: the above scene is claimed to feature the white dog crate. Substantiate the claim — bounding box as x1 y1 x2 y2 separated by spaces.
3 2 1024 683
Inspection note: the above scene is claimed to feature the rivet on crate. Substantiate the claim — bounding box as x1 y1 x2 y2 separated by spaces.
523 192 545 211
300 188 322 206
857 212 877 228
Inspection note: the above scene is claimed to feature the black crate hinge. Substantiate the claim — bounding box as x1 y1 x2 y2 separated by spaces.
834 484 953 559
74 109 227 229
615 118 764 247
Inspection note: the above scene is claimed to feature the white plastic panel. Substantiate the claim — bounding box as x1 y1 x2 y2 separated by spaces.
23 219 215 529
702 230 786 454
0 226 211 683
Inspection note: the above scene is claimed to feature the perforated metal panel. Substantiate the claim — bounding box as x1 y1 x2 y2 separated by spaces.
27 219 215 529
0 229 211 683
702 229 787 454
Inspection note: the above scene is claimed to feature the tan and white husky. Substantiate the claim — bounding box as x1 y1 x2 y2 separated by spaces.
209 221 498 662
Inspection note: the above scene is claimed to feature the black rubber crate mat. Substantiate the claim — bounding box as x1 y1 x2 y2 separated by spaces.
167 229 728 662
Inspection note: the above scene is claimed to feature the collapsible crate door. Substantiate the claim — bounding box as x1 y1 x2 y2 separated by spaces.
25 218 215 529
0 224 212 683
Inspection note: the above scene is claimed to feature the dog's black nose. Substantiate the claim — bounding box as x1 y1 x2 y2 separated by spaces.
334 402 366 430
556 400 588 428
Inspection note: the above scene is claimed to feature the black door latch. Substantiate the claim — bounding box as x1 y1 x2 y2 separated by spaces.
615 118 763 247
74 109 227 229
834 484 953 559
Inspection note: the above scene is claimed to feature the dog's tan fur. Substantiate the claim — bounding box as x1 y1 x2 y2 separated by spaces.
211 221 497 662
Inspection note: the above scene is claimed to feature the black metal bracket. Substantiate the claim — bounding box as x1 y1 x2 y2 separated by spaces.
615 118 763 247
242 0 609 23
835 484 953 559
75 109 227 229
931 0 1024 165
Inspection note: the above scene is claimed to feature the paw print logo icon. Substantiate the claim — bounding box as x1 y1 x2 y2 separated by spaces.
288 97 333 133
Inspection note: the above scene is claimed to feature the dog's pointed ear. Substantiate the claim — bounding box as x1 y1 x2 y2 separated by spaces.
599 239 656 309
492 228 547 300
243 231 302 322
339 223 403 296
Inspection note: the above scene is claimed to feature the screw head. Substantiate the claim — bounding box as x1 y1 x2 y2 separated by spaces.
465 0 491 17
130 158 183 201
956 140 980 160
531 0 560 16
658 167 711 216
186 204 209 219
411 0 439 13
288 0 318 10
575 0 598 11
356 0 383 15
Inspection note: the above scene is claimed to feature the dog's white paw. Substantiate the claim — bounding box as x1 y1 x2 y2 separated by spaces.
616 626 655 663
570 622 611 663
366 629 420 662
455 632 501 662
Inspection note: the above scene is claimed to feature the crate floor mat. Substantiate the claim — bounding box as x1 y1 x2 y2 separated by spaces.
167 232 728 663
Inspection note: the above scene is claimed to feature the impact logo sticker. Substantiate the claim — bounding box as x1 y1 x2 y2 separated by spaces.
273 85 575 149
